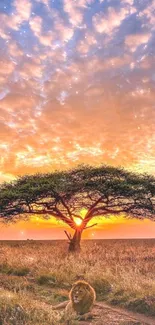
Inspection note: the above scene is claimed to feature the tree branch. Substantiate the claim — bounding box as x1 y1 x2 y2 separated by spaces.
72 214 83 220
84 195 105 221
64 230 72 241
57 195 73 220
84 223 97 230
82 206 131 227
22 208 76 228
52 206 75 228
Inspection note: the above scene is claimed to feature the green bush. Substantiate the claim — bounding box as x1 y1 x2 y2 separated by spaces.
127 297 155 316
37 274 57 286
0 264 30 276
91 278 112 298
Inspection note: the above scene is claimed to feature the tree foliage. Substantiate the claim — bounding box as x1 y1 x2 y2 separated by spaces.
0 165 155 232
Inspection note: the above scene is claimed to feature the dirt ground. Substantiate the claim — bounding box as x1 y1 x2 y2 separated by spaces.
76 302 155 325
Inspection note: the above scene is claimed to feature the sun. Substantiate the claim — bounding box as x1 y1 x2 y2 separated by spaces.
74 218 82 226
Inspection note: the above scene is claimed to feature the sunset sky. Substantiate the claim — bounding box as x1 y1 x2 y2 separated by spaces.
0 0 155 239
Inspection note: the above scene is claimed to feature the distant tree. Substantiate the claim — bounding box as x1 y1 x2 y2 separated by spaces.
0 165 155 252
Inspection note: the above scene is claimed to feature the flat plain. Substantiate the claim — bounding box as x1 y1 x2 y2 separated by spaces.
0 239 154 324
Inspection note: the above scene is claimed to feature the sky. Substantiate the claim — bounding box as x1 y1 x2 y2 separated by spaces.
0 0 155 239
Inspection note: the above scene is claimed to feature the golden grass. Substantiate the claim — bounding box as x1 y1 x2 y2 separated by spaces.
0 239 155 324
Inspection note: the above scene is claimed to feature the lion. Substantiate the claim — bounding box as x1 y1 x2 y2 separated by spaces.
53 280 96 321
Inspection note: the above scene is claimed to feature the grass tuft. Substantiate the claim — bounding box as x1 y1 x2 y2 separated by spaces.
0 264 30 276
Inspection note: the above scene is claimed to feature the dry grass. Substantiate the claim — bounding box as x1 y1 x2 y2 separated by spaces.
0 239 155 324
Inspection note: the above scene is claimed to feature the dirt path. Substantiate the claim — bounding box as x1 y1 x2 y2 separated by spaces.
79 302 155 325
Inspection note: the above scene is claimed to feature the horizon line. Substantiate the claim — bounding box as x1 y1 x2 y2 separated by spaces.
0 238 155 241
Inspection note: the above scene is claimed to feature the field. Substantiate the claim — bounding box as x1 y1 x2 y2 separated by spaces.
0 239 155 324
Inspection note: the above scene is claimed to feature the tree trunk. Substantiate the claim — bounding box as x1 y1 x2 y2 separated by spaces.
68 228 82 252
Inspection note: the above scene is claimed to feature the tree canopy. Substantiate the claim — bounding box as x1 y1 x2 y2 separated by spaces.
0 165 155 250
0 165 155 223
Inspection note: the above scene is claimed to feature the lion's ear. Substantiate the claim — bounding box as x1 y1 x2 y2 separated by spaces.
85 285 91 293
71 283 76 288
72 280 79 287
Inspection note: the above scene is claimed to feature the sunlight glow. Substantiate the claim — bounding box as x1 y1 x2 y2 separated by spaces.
74 218 83 226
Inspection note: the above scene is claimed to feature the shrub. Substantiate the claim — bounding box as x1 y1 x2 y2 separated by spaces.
37 274 57 286
91 278 112 298
0 264 30 276
127 297 155 316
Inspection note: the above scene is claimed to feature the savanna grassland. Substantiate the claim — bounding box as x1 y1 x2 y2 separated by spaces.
0 239 155 325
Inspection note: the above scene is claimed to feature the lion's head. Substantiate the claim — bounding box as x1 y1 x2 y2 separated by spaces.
69 280 96 314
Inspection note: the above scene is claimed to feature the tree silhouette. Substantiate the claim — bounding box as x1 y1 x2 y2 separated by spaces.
0 165 155 251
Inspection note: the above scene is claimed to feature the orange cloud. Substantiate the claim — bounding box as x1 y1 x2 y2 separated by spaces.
125 33 151 52
0 0 154 183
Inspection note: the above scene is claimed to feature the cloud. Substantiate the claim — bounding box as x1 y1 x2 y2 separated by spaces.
56 25 74 43
0 0 155 181
0 12 21 32
0 172 15 183
15 152 53 168
139 2 155 29
0 0 32 33
8 41 23 58
77 40 90 55
0 1 31 34
93 6 135 35
0 59 15 78
0 22 11 40
0 93 40 116
14 0 32 21
76 32 97 55
35 0 49 6
125 33 151 52
0 89 155 178
29 13 74 46
19 60 44 79
29 16 43 37
39 33 54 46
123 0 134 4
63 0 85 27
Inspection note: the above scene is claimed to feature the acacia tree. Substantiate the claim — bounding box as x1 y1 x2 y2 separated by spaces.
0 165 155 252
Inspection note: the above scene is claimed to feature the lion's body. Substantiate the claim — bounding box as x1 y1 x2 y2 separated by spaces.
67 280 96 315
53 280 96 321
